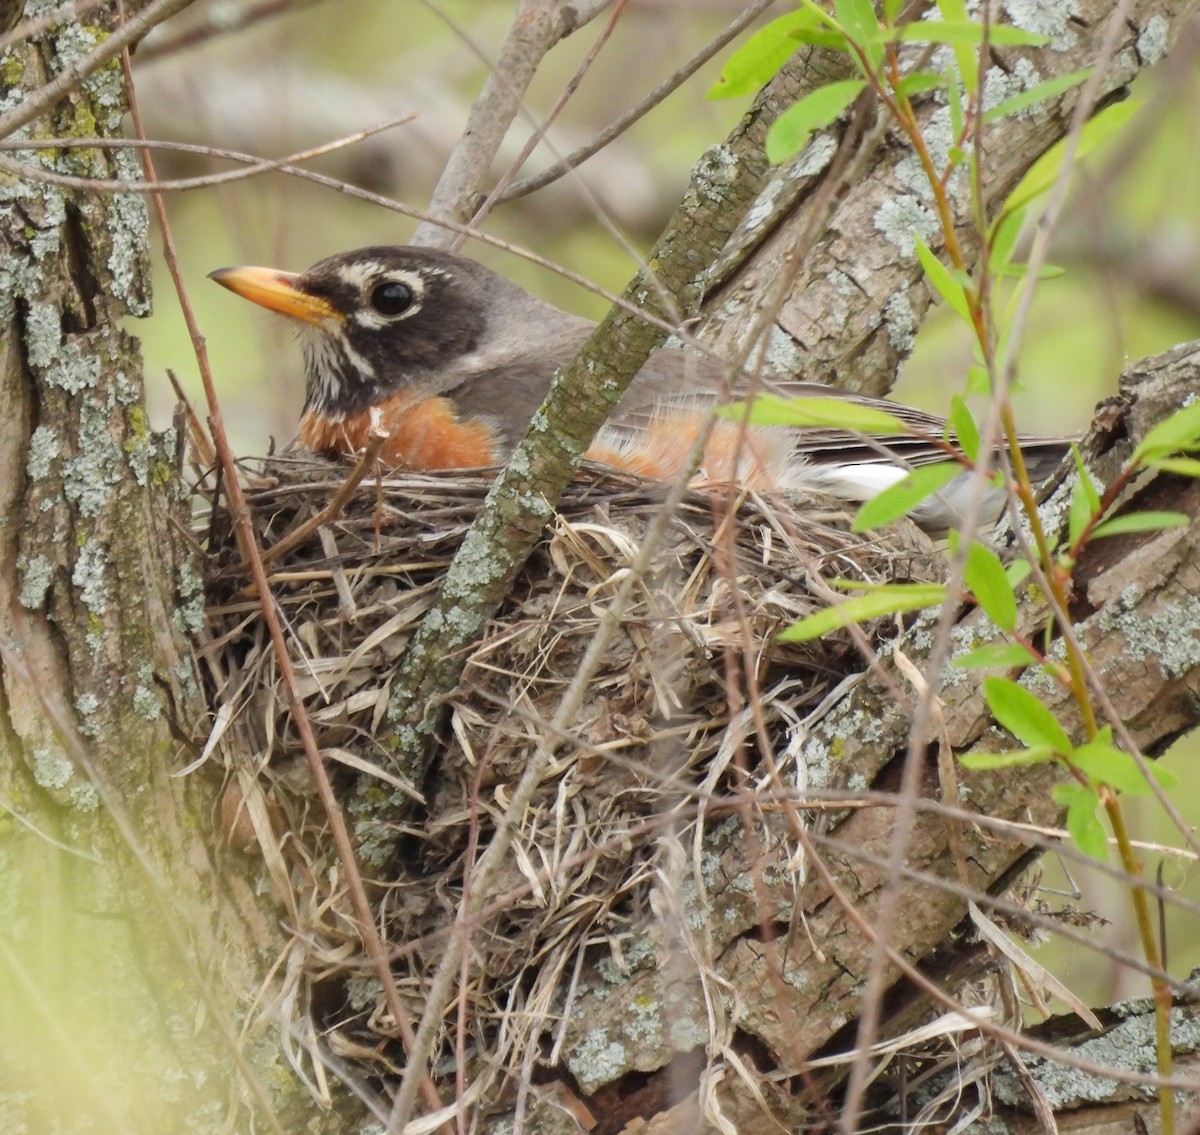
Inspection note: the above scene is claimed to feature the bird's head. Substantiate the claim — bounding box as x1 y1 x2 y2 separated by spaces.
209 246 496 420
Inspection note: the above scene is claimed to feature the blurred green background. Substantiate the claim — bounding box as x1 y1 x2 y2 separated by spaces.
129 0 1200 1010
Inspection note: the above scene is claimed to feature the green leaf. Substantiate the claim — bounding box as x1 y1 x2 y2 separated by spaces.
1067 480 1094 548
988 207 1025 273
984 676 1071 752
852 462 961 532
982 68 1092 123
1131 400 1200 464
1054 782 1108 860
960 745 1056 770
720 393 907 434
965 365 989 396
935 0 977 94
963 540 1017 632
1091 511 1189 539
948 394 980 463
835 0 883 71
992 263 1065 280
765 79 867 163
1004 100 1141 216
1069 731 1180 795
891 20 1049 47
778 582 948 642
1152 456 1200 477
788 27 856 49
708 8 831 100
914 234 973 323
946 64 964 142
952 643 1036 670
1071 444 1100 512
1005 557 1032 588
894 71 947 100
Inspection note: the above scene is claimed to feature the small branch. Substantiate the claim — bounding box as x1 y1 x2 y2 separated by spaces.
135 0 331 63
0 116 416 194
461 0 628 239
495 0 776 205
412 0 578 247
236 418 389 574
119 43 450 1130
372 52 789 797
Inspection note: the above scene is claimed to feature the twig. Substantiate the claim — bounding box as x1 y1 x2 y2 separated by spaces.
242 422 389 573
460 0 628 240
136 0 331 62
412 0 577 246
496 0 777 204
837 5 1147 1130
0 116 416 194
0 0 108 54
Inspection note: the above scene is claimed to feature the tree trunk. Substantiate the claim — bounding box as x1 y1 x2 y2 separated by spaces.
0 9 361 1133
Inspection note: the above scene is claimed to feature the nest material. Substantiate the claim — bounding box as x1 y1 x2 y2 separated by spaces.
199 454 944 1120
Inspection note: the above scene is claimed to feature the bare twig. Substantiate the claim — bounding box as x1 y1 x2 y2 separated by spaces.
413 0 600 246
136 0 332 62
838 3 1144 1128
0 0 108 54
0 116 416 194
496 0 777 204
460 0 629 241
251 427 389 571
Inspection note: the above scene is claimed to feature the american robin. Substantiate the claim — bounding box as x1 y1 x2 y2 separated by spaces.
209 245 1069 531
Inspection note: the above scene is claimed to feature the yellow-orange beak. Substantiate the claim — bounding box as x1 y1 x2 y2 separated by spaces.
207 265 342 326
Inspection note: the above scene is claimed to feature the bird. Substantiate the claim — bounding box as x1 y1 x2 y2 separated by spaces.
208 245 1070 532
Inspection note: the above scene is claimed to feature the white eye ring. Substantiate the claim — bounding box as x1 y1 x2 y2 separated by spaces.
337 263 427 327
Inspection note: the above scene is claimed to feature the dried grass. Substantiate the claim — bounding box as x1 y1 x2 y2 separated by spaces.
196 453 944 1117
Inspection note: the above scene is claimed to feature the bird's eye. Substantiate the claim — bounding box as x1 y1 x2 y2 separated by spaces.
369 280 415 317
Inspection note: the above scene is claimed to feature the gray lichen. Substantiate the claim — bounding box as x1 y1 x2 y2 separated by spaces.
1002 0 1080 49
566 1027 630 1093
1099 593 1200 680
75 691 101 737
883 291 918 353
17 553 53 610
71 535 110 615
873 195 939 258
25 424 60 480
1138 14 1170 66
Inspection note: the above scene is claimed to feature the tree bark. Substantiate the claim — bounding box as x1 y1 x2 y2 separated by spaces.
0 9 362 1133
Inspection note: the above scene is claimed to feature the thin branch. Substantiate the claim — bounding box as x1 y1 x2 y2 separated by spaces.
0 116 416 194
0 0 108 54
251 426 389 571
460 0 629 241
413 0 577 246
136 0 331 63
496 0 777 204
838 2 1143 1125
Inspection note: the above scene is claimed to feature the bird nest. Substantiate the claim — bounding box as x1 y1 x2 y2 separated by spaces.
197 454 943 1119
